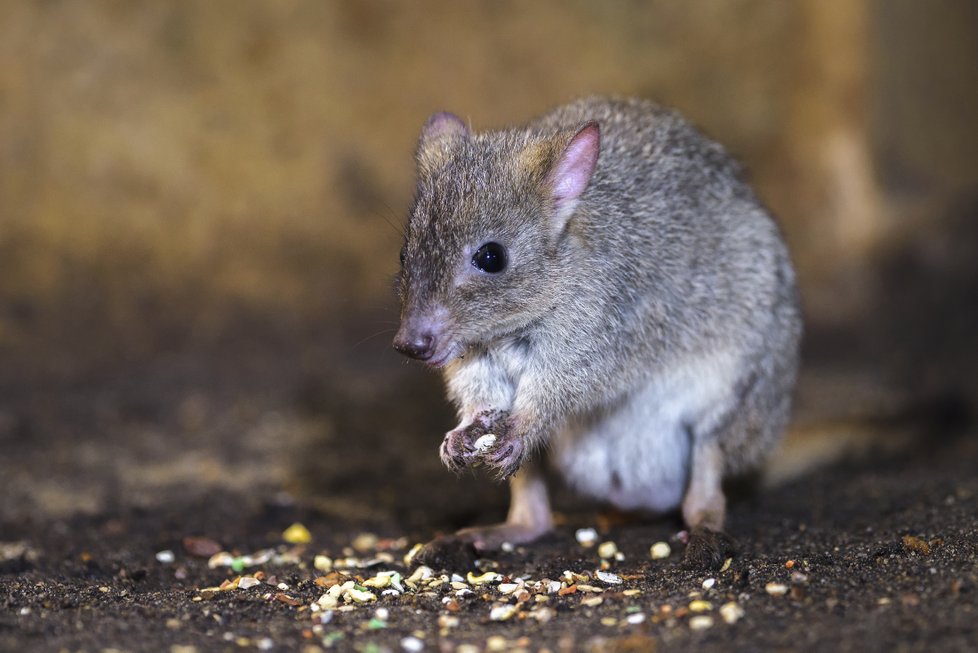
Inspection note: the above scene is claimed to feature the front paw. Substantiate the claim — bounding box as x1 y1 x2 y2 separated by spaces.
480 428 527 480
439 409 508 473
439 427 475 473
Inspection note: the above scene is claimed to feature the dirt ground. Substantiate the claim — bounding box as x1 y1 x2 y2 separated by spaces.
1 333 976 653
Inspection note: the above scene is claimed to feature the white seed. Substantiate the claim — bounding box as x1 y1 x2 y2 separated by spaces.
489 604 518 621
595 570 622 585
597 541 619 559
406 566 434 584
650 542 672 560
485 635 509 651
702 578 716 590
626 612 646 624
719 601 745 624
575 528 599 547
403 543 423 566
363 574 391 589
473 434 497 452
313 555 333 572
400 636 424 652
689 615 715 630
155 550 175 564
765 582 789 596
237 577 261 590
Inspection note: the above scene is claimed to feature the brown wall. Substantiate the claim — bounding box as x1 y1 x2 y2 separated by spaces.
1 1 976 388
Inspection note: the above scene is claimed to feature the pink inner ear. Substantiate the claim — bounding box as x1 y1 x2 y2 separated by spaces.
550 122 600 208
422 111 469 142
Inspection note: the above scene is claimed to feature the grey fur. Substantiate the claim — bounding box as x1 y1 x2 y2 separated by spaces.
395 97 802 558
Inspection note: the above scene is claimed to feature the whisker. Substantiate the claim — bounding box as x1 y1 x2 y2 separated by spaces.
351 328 397 349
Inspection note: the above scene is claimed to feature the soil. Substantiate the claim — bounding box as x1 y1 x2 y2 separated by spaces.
1 339 977 653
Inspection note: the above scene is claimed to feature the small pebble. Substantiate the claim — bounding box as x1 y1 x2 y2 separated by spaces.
650 542 672 559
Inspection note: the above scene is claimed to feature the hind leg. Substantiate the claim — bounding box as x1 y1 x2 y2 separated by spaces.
456 459 553 550
682 439 736 569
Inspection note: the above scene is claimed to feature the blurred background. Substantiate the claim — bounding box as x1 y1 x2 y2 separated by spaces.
1 1 976 532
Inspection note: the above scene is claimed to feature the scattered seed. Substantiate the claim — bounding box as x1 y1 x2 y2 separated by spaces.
689 600 712 612
576 528 599 547
719 601 745 624
467 571 502 585
282 523 312 545
597 541 619 559
437 614 459 630
765 582 789 596
489 604 518 621
650 542 671 560
238 577 261 590
314 555 333 572
627 613 646 624
595 570 622 585
719 558 733 573
352 532 378 552
400 636 424 652
407 566 434 585
581 595 604 607
485 635 508 651
403 543 423 567
702 578 716 590
689 615 715 630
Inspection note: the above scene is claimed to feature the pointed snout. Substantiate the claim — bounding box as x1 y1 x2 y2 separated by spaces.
393 305 453 365
392 329 436 361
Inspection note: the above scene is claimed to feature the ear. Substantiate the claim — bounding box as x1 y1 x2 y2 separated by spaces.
417 111 469 169
545 121 600 229
421 111 468 143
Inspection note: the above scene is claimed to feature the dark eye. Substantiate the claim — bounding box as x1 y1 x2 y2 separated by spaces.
472 242 507 273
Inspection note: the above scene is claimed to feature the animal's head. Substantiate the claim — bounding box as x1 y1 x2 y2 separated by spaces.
393 111 599 367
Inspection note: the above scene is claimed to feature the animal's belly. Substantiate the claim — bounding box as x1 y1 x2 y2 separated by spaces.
551 393 691 513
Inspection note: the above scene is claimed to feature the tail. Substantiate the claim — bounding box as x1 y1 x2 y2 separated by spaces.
762 394 970 487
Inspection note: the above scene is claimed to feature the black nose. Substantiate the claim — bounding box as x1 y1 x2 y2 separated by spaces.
393 331 435 360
